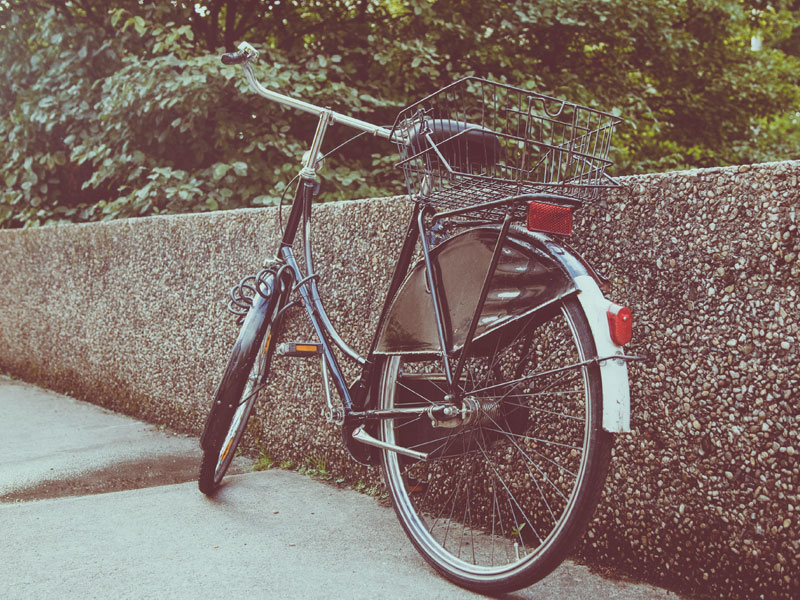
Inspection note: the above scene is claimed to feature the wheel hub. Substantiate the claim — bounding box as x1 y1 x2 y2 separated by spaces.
430 395 503 428
461 395 502 427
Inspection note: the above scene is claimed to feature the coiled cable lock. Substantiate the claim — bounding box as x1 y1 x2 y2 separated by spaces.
226 262 287 324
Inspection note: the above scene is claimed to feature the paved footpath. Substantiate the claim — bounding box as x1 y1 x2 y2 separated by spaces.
0 376 686 600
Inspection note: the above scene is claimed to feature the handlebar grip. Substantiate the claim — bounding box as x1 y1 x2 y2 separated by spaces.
220 42 259 66
221 50 247 65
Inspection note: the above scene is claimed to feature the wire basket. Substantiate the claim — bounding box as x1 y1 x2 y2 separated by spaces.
391 77 622 221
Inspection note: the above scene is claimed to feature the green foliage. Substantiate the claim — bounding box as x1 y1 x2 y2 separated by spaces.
354 478 386 497
1 0 799 228
298 454 331 480
251 447 276 471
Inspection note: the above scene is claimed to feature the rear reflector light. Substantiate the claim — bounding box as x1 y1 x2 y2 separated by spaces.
607 304 633 346
526 201 573 235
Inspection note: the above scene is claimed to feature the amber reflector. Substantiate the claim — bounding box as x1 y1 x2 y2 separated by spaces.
295 344 320 353
526 201 573 235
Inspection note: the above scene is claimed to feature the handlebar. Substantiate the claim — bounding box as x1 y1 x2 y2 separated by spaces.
220 42 393 141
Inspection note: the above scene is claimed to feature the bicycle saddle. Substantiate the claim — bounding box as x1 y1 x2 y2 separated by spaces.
405 118 501 171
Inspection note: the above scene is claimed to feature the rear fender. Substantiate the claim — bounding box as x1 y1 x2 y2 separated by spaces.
515 232 631 433
374 225 630 433
374 226 576 356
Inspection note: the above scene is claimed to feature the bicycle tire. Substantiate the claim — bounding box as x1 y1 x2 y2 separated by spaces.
379 295 612 593
199 291 278 496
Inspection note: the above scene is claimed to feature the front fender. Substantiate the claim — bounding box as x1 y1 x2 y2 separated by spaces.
200 287 275 450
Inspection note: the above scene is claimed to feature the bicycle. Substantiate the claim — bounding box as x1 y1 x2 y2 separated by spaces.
199 41 636 594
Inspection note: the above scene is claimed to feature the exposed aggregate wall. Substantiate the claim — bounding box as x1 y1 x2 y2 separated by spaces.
0 161 797 599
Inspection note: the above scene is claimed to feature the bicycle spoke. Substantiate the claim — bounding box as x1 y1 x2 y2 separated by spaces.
481 427 584 451
475 439 543 545
467 360 589 398
500 398 584 420
380 296 613 590
396 378 446 406
484 412 572 509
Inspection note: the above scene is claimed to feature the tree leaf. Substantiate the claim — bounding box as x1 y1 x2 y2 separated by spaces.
212 163 230 180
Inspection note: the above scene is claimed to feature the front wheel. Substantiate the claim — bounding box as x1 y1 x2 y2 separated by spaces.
379 296 612 593
198 341 268 495
199 289 279 496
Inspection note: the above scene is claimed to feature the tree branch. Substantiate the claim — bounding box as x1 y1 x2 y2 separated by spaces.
208 0 224 50
231 0 262 42
223 0 237 51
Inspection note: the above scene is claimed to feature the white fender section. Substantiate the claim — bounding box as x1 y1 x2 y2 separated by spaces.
573 275 631 433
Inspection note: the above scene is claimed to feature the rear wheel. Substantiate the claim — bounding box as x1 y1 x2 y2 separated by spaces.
379 296 612 593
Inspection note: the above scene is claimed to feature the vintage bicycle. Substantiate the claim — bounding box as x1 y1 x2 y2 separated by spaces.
199 42 635 594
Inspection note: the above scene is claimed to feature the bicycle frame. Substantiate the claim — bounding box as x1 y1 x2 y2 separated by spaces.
232 46 632 464
274 176 422 413
240 59 522 449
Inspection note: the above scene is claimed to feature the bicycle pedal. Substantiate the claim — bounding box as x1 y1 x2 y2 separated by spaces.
276 342 323 357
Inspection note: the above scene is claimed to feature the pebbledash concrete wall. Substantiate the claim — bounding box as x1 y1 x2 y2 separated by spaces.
0 161 798 599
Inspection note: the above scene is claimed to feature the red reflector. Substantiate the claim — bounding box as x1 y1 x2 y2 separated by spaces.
607 304 633 346
526 201 573 235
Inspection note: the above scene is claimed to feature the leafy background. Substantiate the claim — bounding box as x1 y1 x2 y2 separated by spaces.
1 0 798 228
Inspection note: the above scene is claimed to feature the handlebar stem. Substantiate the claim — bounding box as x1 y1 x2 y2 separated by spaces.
300 108 334 181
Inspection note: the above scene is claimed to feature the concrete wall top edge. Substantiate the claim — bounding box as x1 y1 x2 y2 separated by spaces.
1 161 798 235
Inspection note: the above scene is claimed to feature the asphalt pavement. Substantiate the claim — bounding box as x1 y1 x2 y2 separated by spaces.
0 376 685 599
